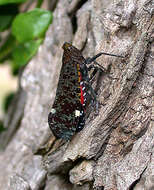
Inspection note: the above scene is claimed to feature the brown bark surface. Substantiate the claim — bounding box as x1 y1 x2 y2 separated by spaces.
0 0 153 190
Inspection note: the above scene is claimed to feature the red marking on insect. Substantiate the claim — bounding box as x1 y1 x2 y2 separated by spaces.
76 63 85 105
80 82 84 105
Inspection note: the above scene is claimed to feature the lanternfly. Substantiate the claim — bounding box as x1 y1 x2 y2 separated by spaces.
48 42 123 140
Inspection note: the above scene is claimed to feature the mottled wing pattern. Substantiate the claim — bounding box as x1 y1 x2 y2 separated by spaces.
48 43 86 140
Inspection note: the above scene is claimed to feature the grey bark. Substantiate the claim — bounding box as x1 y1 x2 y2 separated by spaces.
0 0 153 190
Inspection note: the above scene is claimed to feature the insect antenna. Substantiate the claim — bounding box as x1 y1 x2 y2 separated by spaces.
86 52 124 65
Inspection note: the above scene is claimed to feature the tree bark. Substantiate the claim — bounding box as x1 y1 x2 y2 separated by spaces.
0 0 153 190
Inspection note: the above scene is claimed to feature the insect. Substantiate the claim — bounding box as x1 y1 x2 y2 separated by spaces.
48 42 123 140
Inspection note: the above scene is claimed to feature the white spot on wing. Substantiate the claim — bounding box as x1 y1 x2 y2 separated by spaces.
75 110 80 117
51 108 56 114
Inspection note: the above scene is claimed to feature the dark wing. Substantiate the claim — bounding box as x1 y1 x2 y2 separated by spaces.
48 44 85 140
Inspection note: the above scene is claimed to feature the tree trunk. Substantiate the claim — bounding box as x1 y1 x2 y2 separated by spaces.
0 0 153 190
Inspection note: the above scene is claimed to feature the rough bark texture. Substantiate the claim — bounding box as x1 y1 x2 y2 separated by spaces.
0 0 153 190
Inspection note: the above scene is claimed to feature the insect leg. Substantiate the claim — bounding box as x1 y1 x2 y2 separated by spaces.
86 57 106 71
86 86 99 114
84 81 99 110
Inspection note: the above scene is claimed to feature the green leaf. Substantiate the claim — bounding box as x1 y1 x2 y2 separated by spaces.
0 120 5 132
12 8 53 43
12 39 42 74
3 92 15 112
0 4 18 31
0 0 26 5
0 35 17 62
36 0 43 8
0 15 13 31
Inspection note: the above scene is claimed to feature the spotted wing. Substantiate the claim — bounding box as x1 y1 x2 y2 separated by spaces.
48 45 85 140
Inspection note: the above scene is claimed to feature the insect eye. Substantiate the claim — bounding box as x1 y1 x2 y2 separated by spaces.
66 46 71 51
62 42 72 51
